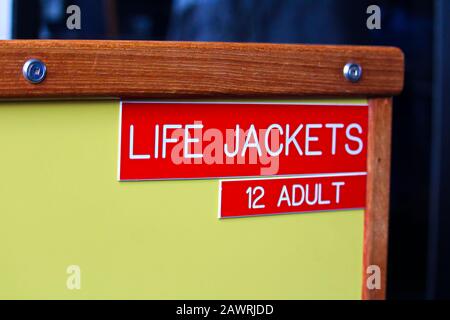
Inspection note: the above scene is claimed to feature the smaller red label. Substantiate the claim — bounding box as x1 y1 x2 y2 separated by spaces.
219 174 366 218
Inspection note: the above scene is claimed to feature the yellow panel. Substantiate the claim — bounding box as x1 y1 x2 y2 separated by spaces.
0 100 364 299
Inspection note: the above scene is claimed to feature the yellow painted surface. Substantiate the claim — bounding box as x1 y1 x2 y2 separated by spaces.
0 100 364 299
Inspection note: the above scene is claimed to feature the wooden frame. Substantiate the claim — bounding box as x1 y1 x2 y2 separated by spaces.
364 98 393 299
0 40 404 300
0 40 403 99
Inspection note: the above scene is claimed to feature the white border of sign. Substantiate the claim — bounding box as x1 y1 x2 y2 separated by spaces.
117 99 369 181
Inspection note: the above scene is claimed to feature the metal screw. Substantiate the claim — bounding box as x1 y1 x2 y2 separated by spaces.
23 59 47 84
343 62 362 83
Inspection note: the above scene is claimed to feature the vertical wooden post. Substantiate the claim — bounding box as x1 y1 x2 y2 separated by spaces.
363 97 393 300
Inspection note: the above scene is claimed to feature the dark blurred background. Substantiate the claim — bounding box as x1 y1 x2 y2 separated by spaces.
2 0 449 299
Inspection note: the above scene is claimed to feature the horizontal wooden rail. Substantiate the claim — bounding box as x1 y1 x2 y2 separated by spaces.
0 40 404 99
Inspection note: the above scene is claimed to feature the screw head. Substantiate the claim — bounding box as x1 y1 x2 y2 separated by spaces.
343 62 362 83
23 59 47 84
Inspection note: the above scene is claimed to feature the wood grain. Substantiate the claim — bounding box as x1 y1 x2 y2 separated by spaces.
363 98 393 300
0 40 404 99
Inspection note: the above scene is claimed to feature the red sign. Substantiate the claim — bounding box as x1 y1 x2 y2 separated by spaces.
219 173 367 218
119 101 368 181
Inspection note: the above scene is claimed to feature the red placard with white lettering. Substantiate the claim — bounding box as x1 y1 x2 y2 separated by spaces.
119 101 368 181
219 173 366 218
